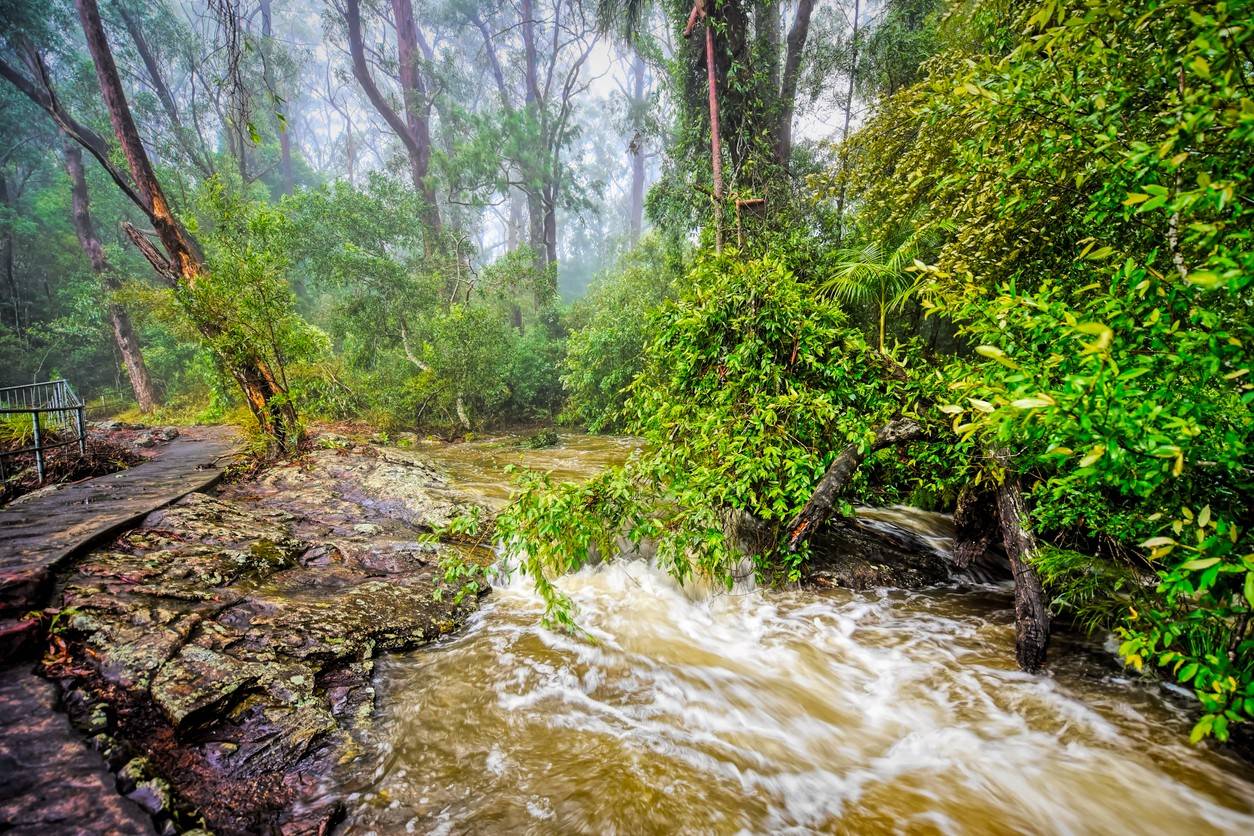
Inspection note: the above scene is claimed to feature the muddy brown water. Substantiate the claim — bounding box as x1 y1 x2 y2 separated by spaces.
323 434 1254 834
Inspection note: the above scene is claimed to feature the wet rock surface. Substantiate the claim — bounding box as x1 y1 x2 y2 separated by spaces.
0 668 155 834
44 443 484 834
805 507 1005 589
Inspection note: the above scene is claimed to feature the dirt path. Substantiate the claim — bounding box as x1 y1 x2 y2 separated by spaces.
0 426 241 637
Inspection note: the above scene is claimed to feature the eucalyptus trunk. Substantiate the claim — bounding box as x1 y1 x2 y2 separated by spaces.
62 139 158 413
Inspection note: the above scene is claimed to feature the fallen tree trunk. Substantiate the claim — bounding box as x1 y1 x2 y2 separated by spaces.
786 417 923 551
993 452 1051 672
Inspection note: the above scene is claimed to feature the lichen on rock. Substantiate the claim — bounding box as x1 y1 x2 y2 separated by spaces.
45 438 487 833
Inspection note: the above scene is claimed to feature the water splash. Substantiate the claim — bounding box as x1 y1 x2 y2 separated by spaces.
339 560 1254 834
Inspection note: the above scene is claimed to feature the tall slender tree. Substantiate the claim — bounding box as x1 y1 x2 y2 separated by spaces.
341 0 442 242
61 137 158 412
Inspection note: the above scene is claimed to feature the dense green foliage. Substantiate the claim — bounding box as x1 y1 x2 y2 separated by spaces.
493 246 948 624
560 236 682 430
839 0 1253 739
487 0 1254 744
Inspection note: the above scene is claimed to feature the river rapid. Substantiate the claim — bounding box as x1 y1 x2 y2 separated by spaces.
330 435 1254 835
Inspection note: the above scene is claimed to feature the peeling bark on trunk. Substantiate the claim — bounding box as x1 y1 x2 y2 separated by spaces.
787 417 923 551
74 0 297 448
62 139 158 413
76 0 201 283
993 452 1051 672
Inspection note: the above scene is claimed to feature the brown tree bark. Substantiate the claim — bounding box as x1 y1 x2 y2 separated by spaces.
73 0 297 447
76 0 201 284
993 451 1051 672
62 138 158 413
786 417 924 550
685 0 724 251
343 0 441 241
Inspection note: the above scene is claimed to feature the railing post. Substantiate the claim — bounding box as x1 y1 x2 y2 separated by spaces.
76 406 86 455
31 410 44 483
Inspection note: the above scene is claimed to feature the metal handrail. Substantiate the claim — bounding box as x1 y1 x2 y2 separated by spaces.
0 379 86 483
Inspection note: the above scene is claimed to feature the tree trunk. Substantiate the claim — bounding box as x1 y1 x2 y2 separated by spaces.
62 139 158 413
76 0 200 284
543 191 558 268
344 0 441 244
953 484 998 569
775 0 813 166
627 53 646 245
391 0 442 237
704 19 724 252
507 187 525 251
526 188 546 268
993 451 1051 672
787 417 923 550
74 0 297 447
114 4 211 177
0 174 19 336
834 0 861 238
260 0 294 196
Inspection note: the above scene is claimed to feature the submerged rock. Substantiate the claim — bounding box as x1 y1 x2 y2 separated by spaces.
804 508 1007 590
47 440 486 833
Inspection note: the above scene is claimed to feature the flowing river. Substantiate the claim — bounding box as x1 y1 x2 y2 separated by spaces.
329 435 1254 834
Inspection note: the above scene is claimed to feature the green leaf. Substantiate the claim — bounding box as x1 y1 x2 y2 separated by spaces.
1078 444 1106 467
975 345 1019 368
1179 557 1221 571
1184 271 1223 289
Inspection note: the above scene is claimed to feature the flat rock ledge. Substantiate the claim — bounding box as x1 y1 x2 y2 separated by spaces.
39 444 485 835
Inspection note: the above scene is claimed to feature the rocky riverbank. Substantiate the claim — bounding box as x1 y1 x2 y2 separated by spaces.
38 441 486 834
